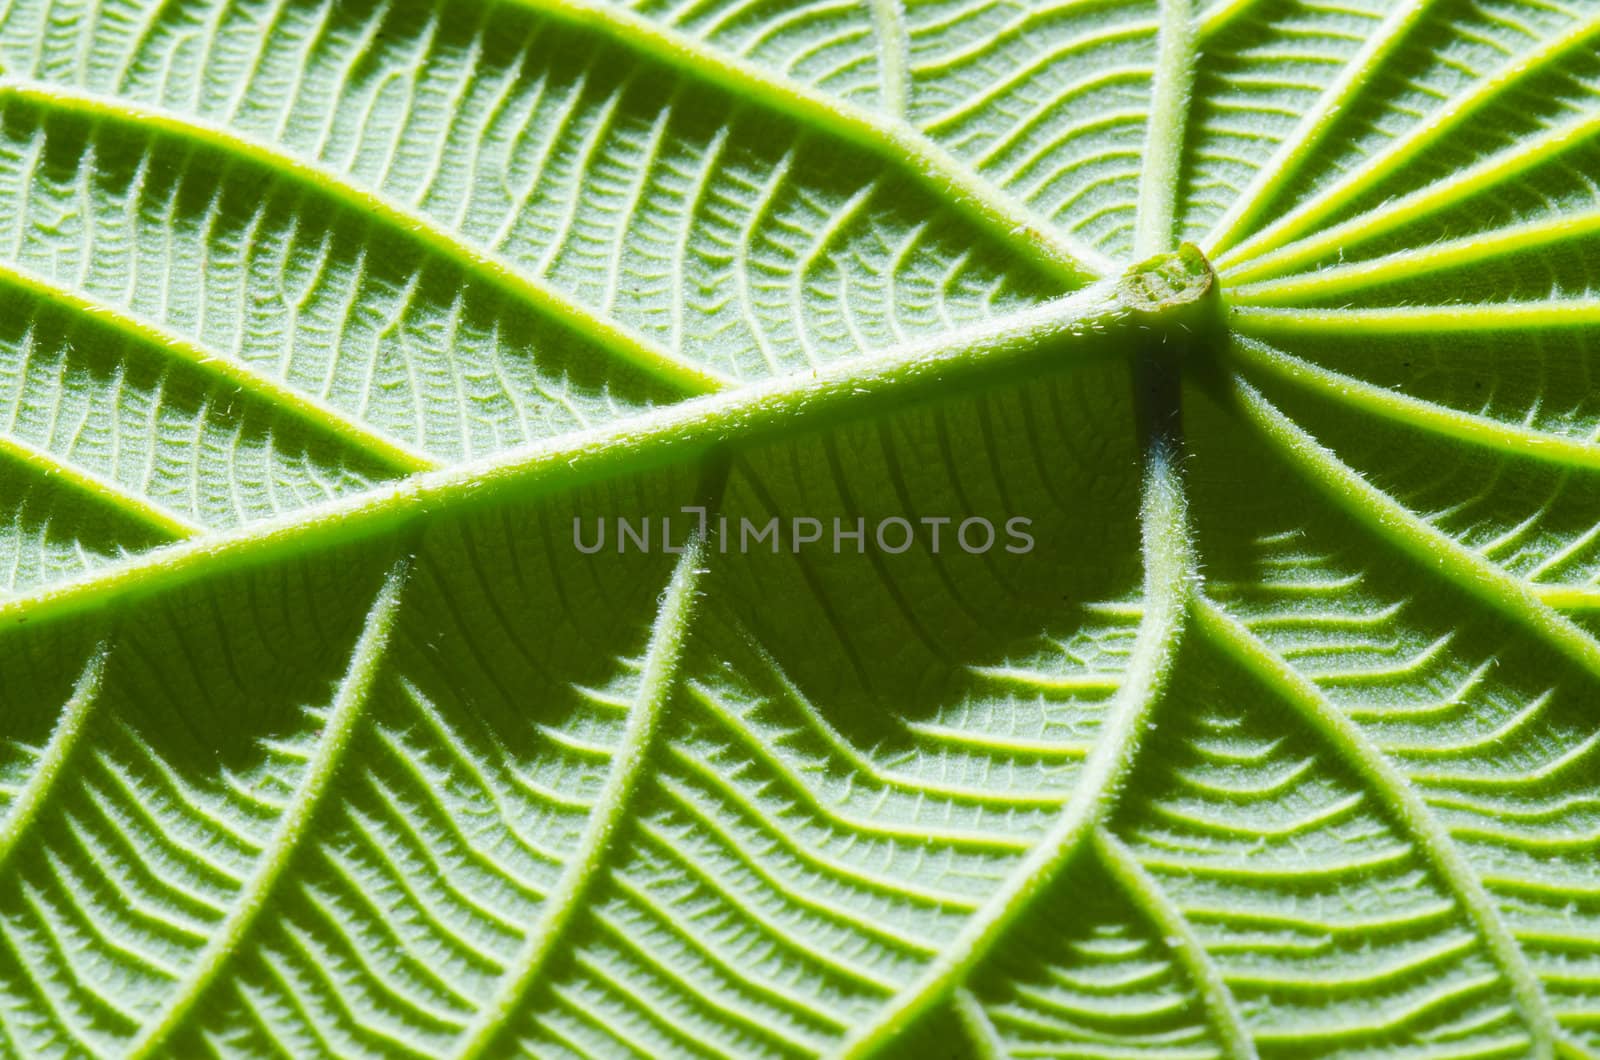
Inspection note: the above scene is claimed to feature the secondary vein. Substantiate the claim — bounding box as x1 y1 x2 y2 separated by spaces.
830 437 1197 1058
0 77 729 400
1195 596 1560 1059
1220 106 1600 284
1092 826 1258 1060
503 0 1113 283
1225 335 1600 473
869 0 912 117
0 433 201 541
1214 14 1600 272
0 649 105 875
1202 0 1436 256
1224 207 1600 304
1230 382 1600 692
124 562 408 1059
452 532 708 1059
0 258 436 476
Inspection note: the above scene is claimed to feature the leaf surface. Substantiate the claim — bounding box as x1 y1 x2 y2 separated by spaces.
0 0 1598 1057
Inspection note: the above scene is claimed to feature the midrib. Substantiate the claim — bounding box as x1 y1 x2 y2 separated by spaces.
0 280 1130 636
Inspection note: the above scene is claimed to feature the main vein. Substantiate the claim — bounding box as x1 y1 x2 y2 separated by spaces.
0 283 1125 636
1133 0 1198 258
453 533 708 1058
124 563 408 1058
832 438 1197 1058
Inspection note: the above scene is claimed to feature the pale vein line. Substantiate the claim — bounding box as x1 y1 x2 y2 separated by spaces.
1226 336 1600 473
1092 826 1258 1060
1214 14 1600 272
124 561 408 1059
0 259 436 476
736 646 1071 807
1232 299 1600 334
869 0 911 117
1 281 1125 635
1194 597 1560 1060
1194 0 1263 40
951 987 1008 1059
1133 0 1198 258
1230 381 1600 693
0 434 200 540
1224 100 1600 284
1202 0 1436 256
1536 586 1600 612
0 649 105 874
501 0 1113 282
0 77 729 398
451 534 708 1059
1226 207 1600 304
832 440 1196 1058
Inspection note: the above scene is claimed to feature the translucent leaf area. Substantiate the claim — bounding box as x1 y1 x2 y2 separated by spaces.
0 0 1599 1057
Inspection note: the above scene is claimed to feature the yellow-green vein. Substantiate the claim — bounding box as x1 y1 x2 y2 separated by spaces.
1226 336 1600 473
0 649 105 874
1214 13 1600 271
452 533 707 1059
1225 207 1600 304
0 77 728 399
124 562 408 1059
832 439 1197 1058
1220 107 1600 283
1203 0 1436 256
1133 0 1197 258
1194 596 1559 1059
1092 825 1258 1060
0 434 200 540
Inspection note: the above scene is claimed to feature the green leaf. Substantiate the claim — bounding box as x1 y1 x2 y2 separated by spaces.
0 0 1597 1056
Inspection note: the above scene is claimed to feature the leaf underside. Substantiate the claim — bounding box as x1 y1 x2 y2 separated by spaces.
0 0 1599 1058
